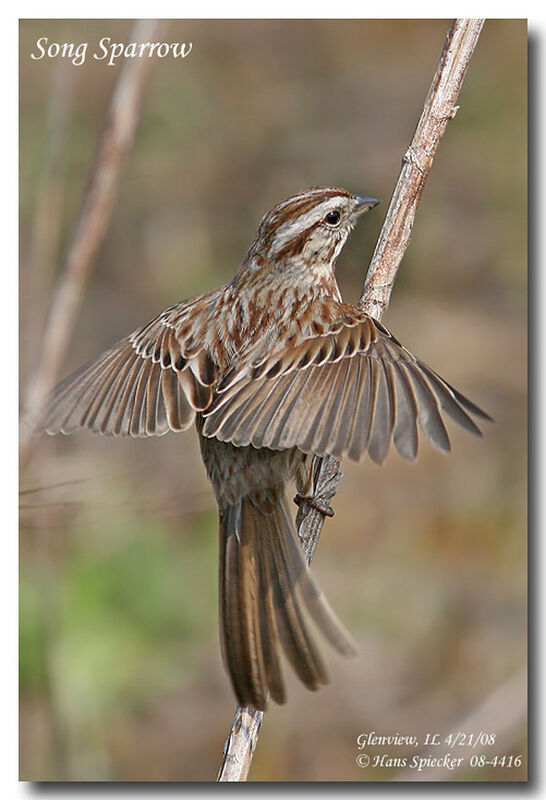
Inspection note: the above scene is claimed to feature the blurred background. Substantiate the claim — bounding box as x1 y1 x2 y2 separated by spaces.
19 19 526 781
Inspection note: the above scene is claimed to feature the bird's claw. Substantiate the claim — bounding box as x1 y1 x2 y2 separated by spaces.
293 493 335 518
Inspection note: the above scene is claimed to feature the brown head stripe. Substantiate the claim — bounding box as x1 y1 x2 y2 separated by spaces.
262 188 351 251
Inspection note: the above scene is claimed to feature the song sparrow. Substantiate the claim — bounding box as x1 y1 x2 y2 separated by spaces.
42 186 490 711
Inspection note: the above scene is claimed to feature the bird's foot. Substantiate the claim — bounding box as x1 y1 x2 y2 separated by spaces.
293 493 335 518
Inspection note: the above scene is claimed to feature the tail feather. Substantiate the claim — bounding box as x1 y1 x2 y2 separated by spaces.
272 494 359 657
268 527 330 692
219 504 268 710
219 488 357 710
257 544 286 704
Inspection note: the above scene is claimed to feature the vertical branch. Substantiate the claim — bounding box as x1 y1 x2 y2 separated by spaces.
20 19 163 461
359 18 485 319
217 18 485 782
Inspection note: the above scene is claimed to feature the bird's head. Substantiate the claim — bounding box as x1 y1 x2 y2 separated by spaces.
239 187 379 291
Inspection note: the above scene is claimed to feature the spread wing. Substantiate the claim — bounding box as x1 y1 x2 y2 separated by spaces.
41 293 220 437
202 314 491 464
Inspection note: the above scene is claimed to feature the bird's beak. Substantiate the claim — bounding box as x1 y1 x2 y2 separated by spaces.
354 195 380 212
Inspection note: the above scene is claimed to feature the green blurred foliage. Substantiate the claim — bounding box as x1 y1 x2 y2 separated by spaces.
19 19 526 781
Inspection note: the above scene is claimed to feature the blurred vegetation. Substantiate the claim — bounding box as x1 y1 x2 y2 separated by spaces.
19 19 526 781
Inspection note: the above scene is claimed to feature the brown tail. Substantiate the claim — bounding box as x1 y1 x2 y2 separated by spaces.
218 487 357 710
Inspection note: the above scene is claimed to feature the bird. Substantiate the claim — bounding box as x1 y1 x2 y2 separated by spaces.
41 186 491 711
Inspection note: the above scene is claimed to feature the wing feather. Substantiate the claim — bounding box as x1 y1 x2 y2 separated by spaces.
418 365 488 435
43 292 489 463
41 296 218 437
298 364 339 454
404 362 451 453
315 359 352 454
115 355 144 436
349 356 379 459
202 313 489 463
391 360 419 461
89 350 137 432
269 370 318 450
367 359 393 465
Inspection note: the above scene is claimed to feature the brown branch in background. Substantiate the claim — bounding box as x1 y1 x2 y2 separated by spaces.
20 21 164 778
24 61 75 354
217 18 485 783
20 19 163 462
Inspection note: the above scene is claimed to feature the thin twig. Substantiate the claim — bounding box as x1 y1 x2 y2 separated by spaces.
20 19 163 463
217 18 485 782
360 18 485 318
217 707 264 782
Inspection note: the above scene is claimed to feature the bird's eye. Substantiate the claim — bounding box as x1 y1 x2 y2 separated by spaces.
324 210 341 226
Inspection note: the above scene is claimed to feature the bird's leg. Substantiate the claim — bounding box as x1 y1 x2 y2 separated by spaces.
292 453 335 518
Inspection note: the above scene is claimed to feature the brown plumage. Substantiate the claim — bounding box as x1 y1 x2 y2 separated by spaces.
41 186 491 710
